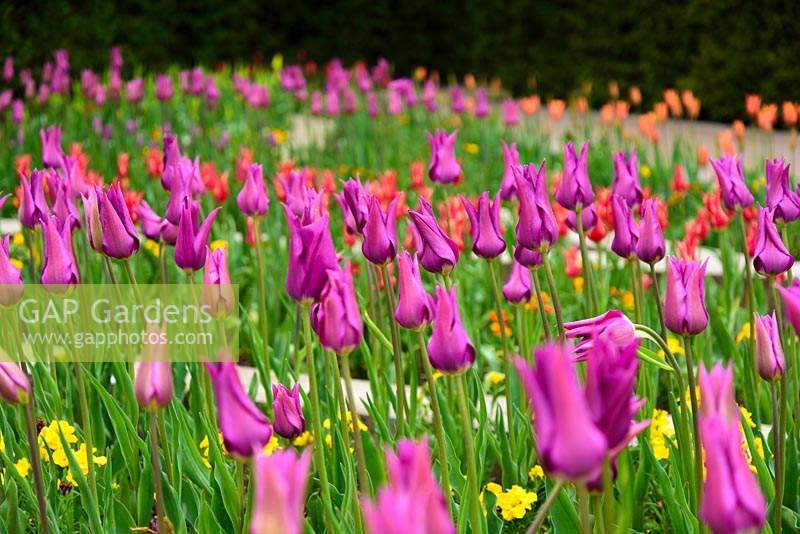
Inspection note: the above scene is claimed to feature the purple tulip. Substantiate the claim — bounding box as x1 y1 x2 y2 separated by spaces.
326 90 340 116
514 344 608 480
11 99 23 125
136 201 165 240
0 234 23 306
205 79 220 108
427 285 475 374
513 245 542 268
0 363 30 404
126 78 145 104
635 199 665 264
460 192 505 259
408 199 460 274
202 246 235 316
310 91 322 114
502 99 519 126
710 155 754 211
19 170 48 229
311 264 363 355
367 92 380 117
206 360 272 458
422 80 437 113
97 183 140 259
362 196 399 265
336 176 369 235
134 332 173 410
474 88 489 119
502 260 532 304
514 162 559 251
394 251 435 330
250 450 311 534
283 207 339 303
565 206 598 232
499 141 520 200
450 86 465 114
52 179 81 230
237 163 270 216
752 207 793 276
754 312 785 381
697 364 766 534
40 125 63 168
427 130 461 184
612 150 643 206
362 439 455 534
155 74 173 102
41 215 79 286
272 383 305 439
388 89 403 115
664 257 709 336
777 279 800 336
611 194 639 258
174 202 221 272
565 310 637 361
2 56 13 81
556 142 594 210
765 158 800 222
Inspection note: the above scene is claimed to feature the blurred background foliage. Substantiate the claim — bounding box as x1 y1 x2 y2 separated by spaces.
2 0 799 122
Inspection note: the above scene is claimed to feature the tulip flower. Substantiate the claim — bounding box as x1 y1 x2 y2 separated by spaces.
136 201 165 241
283 207 339 303
765 158 800 222
450 87 465 114
754 312 785 381
611 194 639 259
612 150 643 206
362 195 399 265
565 206 598 232
19 170 48 229
514 344 608 480
664 257 708 336
311 264 363 355
52 180 81 231
474 88 489 119
237 163 269 216
41 215 79 286
408 198 459 274
134 327 173 411
206 360 272 458
564 310 637 360
503 259 532 304
556 142 594 210
710 155 754 210
514 162 559 251
427 130 461 184
499 141 520 200
635 199 665 264
460 192 505 259
362 439 455 534
697 364 766 534
0 362 30 404
272 383 305 439
39 125 63 168
250 450 311 534
752 207 793 276
514 245 542 268
336 176 369 235
97 183 140 259
155 73 173 101
502 99 519 126
202 246 235 315
174 202 221 272
427 285 475 374
0 234 23 306
394 251 435 330
777 279 800 335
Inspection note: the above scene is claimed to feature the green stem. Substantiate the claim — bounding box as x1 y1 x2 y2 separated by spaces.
252 216 273 415
149 412 167 533
23 395 49 534
526 479 566 534
530 267 551 341
159 239 168 283
340 353 371 497
738 210 760 419
682 335 703 514
301 304 335 530
454 373 483 534
379 264 406 438
575 204 597 315
540 252 564 340
629 259 643 324
74 363 97 500
487 260 515 456
602 458 614 533
648 263 668 341
578 483 592 534
418 331 454 519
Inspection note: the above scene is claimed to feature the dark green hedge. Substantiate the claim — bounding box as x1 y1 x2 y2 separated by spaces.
2 0 799 122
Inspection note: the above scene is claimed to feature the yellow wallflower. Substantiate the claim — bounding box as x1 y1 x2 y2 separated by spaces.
658 337 684 359
262 435 281 456
14 458 31 477
12 232 24 246
39 420 79 451
620 291 635 311
398 114 410 125
485 482 502 496
271 129 289 145
486 371 505 386
649 409 675 460
736 322 751 344
464 143 480 155
573 277 585 294
528 465 545 480
143 239 160 258
639 165 652 178
210 240 228 252
739 406 756 428
293 431 313 447
10 258 23 270
495 485 538 521
199 433 227 468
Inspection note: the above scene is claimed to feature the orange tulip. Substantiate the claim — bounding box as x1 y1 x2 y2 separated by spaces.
629 86 642 106
745 94 761 117
547 99 566 121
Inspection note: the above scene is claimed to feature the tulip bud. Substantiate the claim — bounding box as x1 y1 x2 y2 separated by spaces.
564 309 637 360
134 328 173 410
39 125 64 168
514 162 559 251
635 199 665 264
272 383 305 439
408 199 459 274
502 260 532 304
514 245 542 268
311 264 363 355
427 285 475 374
612 150 643 206
97 183 140 259
611 194 639 259
202 246 235 316
136 201 165 241
427 130 461 184
765 158 800 222
710 155 754 211
174 202 221 272
41 215 79 286
0 362 30 404
753 207 793 276
474 88 489 119
19 170 48 229
556 142 594 210
394 252 434 330
460 192 505 259
237 163 269 216
664 257 708 336
0 234 23 306
499 141 520 200
283 207 339 303
754 313 785 381
362 196 399 265
250 450 311 534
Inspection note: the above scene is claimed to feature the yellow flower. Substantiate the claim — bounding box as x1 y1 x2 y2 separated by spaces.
151 128 162 141
658 337 684 358
432 371 444 381
486 371 505 386
10 258 23 270
271 129 288 145
485 482 503 496
736 322 751 344
325 434 333 449
528 465 545 481
271 54 284 72
639 165 652 178
573 277 584 294
199 433 226 468
14 458 30 477
620 291 635 311
465 143 480 155
262 435 281 456
39 420 78 451
293 431 313 447
739 406 756 428
398 114 411 125
649 409 676 460
495 485 538 521
12 232 24 246
143 239 160 258
210 240 228 252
